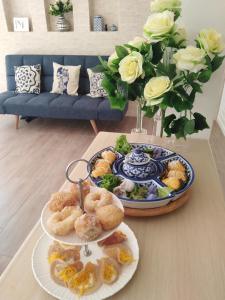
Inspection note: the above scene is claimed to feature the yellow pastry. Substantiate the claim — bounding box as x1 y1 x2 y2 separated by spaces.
68 262 101 296
168 160 186 172
101 150 116 164
99 257 120 284
167 170 187 182
48 192 79 212
104 244 134 265
162 177 181 190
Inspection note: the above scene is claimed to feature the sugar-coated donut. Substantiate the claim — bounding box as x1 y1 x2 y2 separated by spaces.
84 188 112 212
70 180 92 198
48 192 78 212
47 206 83 236
74 213 102 241
96 204 124 231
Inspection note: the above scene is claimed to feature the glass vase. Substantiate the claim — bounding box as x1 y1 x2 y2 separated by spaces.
131 98 147 134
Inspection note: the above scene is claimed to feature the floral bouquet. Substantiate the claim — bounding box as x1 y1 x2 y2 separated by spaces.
49 0 73 16
93 0 225 138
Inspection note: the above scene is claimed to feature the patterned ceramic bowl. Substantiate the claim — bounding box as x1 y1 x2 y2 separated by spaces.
87 143 195 209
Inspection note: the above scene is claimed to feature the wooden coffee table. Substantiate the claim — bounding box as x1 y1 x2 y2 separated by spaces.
1 132 225 300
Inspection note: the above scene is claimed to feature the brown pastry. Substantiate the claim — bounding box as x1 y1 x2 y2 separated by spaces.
167 170 187 182
74 213 103 241
96 204 124 231
98 231 127 247
70 180 93 198
48 192 79 212
101 150 117 164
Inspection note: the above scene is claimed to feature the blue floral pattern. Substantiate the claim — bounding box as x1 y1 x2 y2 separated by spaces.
14 64 41 94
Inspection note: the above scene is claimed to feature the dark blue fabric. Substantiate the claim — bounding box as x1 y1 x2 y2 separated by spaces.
3 54 127 121
0 91 15 113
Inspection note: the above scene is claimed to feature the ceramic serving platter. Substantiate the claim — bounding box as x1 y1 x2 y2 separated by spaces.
41 187 124 246
88 143 195 209
32 222 139 300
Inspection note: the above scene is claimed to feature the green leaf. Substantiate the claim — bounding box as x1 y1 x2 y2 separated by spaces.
91 64 106 73
115 46 129 59
108 93 127 111
143 106 159 118
198 69 212 83
211 55 225 72
192 82 203 93
193 112 210 131
123 44 139 52
101 75 116 96
163 114 176 136
158 187 173 198
170 116 189 139
117 80 128 99
184 119 195 135
152 42 163 64
98 56 108 69
143 61 155 77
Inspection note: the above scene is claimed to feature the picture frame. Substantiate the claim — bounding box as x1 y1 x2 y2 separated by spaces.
13 17 30 32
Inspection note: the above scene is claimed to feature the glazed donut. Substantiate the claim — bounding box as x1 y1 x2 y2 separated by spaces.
47 206 83 236
96 204 124 231
74 213 102 241
84 188 113 213
48 192 78 212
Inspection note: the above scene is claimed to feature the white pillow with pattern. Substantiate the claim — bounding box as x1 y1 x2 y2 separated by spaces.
87 68 107 98
14 64 41 94
51 62 81 96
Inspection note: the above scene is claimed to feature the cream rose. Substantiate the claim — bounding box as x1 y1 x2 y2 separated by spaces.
144 76 172 106
108 52 118 68
128 37 148 50
173 46 206 73
119 52 143 84
150 0 181 14
174 25 187 47
197 28 225 54
144 10 175 41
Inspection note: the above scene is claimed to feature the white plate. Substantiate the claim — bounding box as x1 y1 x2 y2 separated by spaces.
32 222 139 300
41 187 124 246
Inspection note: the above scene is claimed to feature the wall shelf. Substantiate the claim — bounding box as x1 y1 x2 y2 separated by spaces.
44 0 74 32
89 0 119 32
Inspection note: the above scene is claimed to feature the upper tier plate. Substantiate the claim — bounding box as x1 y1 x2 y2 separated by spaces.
87 143 195 209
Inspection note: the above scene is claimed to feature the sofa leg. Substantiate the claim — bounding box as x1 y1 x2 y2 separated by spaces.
15 115 19 129
90 120 98 135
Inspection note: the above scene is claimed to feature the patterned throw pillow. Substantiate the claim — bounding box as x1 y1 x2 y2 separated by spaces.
87 68 107 98
51 62 81 96
14 65 41 94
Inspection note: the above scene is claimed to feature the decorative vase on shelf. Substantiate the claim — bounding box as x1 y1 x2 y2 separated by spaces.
56 15 70 32
131 98 147 134
93 16 104 31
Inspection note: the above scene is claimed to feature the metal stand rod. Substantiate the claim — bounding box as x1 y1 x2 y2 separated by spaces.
83 244 92 257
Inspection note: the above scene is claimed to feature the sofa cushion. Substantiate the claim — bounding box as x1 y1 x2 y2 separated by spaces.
1 92 127 121
0 91 15 113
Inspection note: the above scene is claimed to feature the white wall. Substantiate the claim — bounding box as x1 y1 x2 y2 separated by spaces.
217 84 225 136
0 0 224 139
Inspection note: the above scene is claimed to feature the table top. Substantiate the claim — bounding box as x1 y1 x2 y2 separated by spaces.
1 132 225 300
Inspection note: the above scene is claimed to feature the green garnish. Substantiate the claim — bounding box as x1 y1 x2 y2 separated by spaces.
157 187 173 198
143 147 153 156
115 135 132 155
100 174 121 192
128 185 148 200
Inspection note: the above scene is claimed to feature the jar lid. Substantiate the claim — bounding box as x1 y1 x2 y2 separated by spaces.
125 149 150 166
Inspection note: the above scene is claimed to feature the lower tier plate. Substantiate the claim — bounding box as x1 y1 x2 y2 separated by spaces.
32 223 139 300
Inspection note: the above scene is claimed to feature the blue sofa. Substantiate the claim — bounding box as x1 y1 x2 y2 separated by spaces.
0 55 128 133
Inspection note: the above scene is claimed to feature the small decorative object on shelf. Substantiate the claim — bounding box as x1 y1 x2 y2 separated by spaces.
13 17 30 32
110 24 118 31
93 0 225 139
49 0 73 32
93 15 104 31
105 24 108 31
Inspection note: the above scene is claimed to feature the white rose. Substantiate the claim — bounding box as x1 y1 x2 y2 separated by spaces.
119 52 143 84
150 0 181 14
174 25 187 47
173 46 206 73
144 76 172 106
54 4 59 10
144 11 175 41
128 37 148 50
108 52 118 68
197 28 225 54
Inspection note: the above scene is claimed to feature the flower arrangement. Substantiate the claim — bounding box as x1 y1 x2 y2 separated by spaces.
49 0 73 16
93 0 225 138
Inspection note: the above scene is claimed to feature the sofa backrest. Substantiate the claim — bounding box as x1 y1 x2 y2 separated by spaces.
5 54 108 95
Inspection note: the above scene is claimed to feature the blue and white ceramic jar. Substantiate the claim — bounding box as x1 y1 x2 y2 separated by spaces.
93 16 104 31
